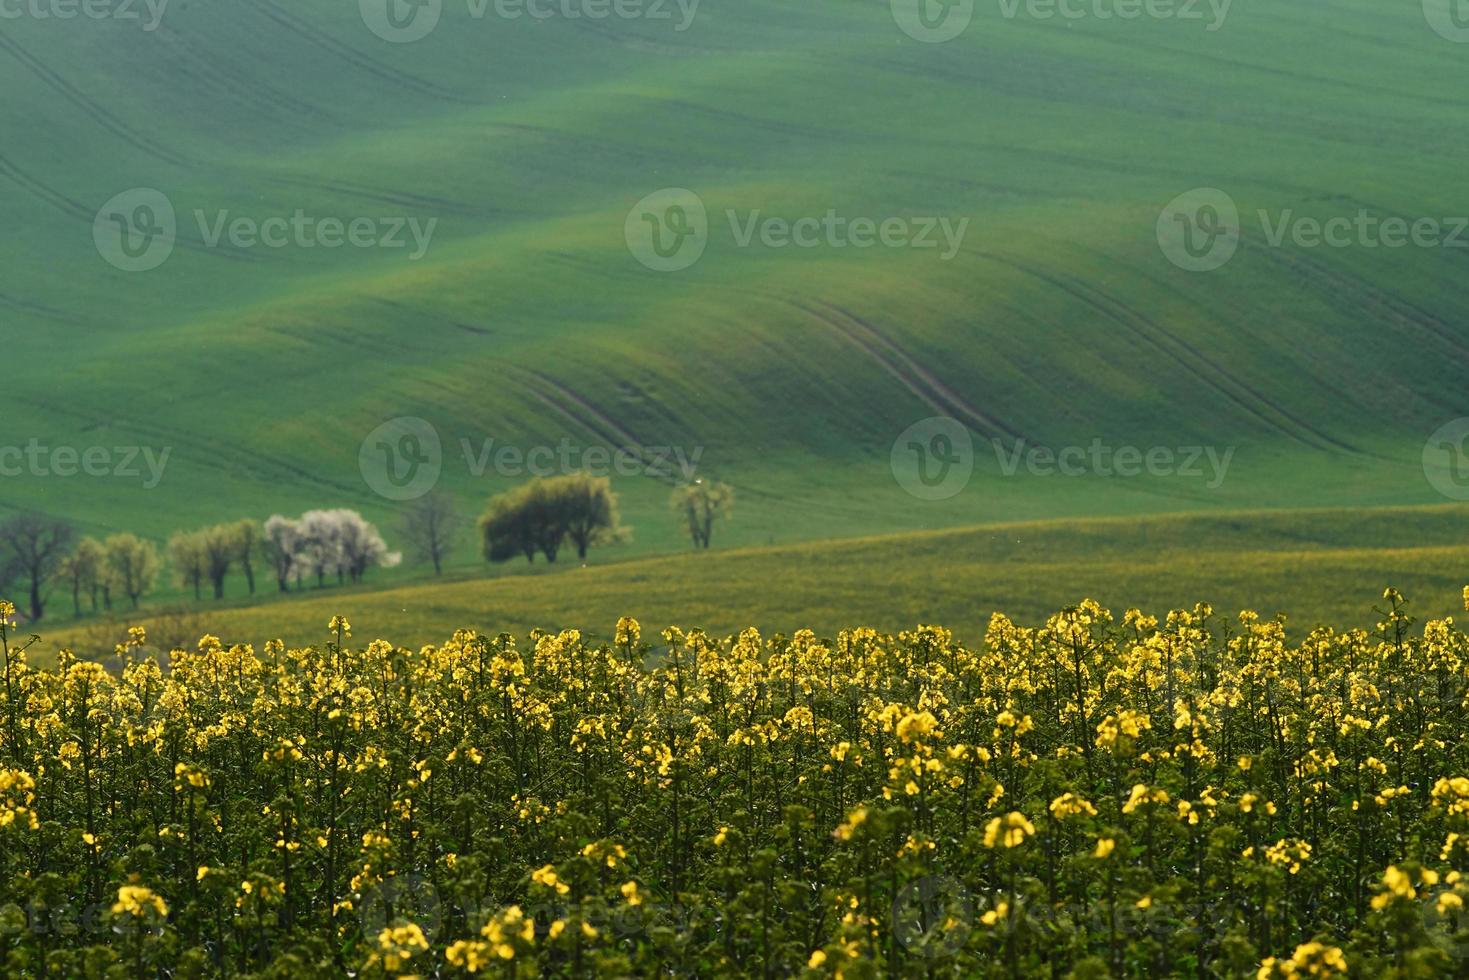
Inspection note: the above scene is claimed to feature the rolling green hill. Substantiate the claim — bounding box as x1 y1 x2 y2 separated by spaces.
3 0 1468 593
36 504 1469 661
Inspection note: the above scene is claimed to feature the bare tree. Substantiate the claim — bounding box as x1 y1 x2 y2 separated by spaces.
670 480 733 550
262 515 300 592
59 537 105 617
104 534 159 610
168 531 206 601
232 519 260 595
202 525 234 599
0 513 76 621
403 491 462 575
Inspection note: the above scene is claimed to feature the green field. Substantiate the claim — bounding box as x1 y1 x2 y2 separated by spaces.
3 1 1469 624
34 503 1469 662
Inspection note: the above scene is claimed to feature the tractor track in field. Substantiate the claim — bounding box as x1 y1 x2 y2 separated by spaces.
821 301 1026 443
265 175 492 221
793 301 952 420
0 292 88 326
15 399 365 498
0 154 262 263
366 298 495 338
630 95 878 146
792 300 1023 444
1067 276 1365 456
245 0 475 105
0 36 192 167
975 251 1363 457
1240 238 1469 365
508 369 687 486
0 154 97 222
151 22 332 124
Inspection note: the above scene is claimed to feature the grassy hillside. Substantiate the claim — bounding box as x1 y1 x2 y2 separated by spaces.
3 0 1468 579
36 503 1469 660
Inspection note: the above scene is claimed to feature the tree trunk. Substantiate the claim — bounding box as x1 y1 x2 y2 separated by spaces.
27 577 42 622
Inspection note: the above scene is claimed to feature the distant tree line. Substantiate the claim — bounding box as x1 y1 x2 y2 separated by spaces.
0 508 400 624
0 470 735 624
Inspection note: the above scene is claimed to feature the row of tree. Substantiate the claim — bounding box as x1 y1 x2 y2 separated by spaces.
0 508 400 623
167 521 258 600
0 475 734 622
0 514 161 622
58 533 158 615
